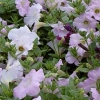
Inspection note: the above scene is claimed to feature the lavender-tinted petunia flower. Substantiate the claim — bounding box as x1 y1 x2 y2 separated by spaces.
91 88 100 100
87 4 100 20
69 33 91 56
13 68 45 99
78 68 100 93
51 21 69 38
15 0 30 16
65 51 81 66
73 12 98 31
57 0 74 14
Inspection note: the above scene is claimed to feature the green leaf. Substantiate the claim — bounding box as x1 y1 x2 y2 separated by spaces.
78 68 89 73
61 95 70 100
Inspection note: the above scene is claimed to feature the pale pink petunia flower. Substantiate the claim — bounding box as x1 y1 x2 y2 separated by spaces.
15 0 30 16
13 68 45 99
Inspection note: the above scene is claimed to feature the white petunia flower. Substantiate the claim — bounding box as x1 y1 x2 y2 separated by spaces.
0 54 23 87
24 4 42 27
8 25 40 57
0 67 23 87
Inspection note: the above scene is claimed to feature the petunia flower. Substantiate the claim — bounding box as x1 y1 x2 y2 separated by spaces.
24 4 42 27
87 4 100 20
69 33 91 56
65 51 81 66
0 65 23 87
51 21 69 38
15 0 30 16
8 25 39 57
0 53 23 87
13 68 45 99
6 53 23 70
57 0 74 14
73 12 98 31
78 67 100 93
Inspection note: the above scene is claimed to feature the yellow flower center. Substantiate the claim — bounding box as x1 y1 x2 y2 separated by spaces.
19 46 24 51
84 20 88 25
95 9 100 14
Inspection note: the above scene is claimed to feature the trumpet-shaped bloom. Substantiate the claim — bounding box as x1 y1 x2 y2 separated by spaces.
57 0 74 14
65 51 81 65
8 25 39 56
15 0 30 16
11 35 34 56
8 25 39 41
78 68 100 93
0 65 23 87
51 21 69 38
69 33 91 56
0 53 23 87
13 68 45 99
87 4 100 20
6 53 23 70
73 12 98 31
24 4 42 27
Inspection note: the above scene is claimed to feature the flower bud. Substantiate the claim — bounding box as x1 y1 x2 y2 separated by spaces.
27 57 34 62
5 42 10 47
